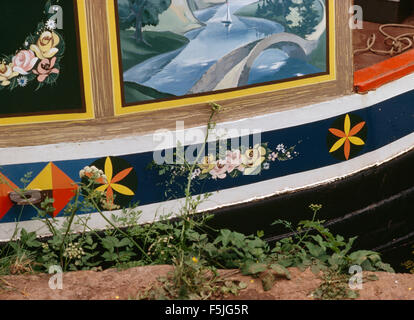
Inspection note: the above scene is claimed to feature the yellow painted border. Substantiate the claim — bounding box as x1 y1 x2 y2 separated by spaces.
0 0 95 126
108 0 336 115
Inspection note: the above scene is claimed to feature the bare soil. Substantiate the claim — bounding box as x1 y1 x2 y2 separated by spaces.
0 266 413 300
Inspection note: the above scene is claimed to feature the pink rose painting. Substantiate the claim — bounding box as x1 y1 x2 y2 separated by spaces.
225 150 243 173
32 57 60 82
12 50 38 75
209 160 229 180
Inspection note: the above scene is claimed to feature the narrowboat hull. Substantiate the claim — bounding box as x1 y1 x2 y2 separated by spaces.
1 71 413 246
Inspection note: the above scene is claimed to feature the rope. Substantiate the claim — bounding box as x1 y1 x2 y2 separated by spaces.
354 24 414 56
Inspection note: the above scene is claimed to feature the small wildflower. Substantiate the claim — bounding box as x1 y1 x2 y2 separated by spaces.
101 197 120 211
79 166 108 184
63 242 85 260
192 257 198 263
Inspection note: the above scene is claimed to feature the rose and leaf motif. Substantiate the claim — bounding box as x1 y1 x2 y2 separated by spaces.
0 2 64 91
193 143 297 180
148 142 298 198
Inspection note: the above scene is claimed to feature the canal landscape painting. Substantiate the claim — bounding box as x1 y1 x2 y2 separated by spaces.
115 0 328 106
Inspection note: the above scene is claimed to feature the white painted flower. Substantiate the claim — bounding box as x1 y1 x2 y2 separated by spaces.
263 163 270 170
17 76 28 87
276 144 286 152
46 19 57 30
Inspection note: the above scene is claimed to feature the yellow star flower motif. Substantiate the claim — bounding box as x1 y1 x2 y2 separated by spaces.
95 157 134 204
329 114 366 160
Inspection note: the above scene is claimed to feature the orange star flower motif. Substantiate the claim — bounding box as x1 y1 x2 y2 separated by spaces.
95 157 135 204
329 114 366 160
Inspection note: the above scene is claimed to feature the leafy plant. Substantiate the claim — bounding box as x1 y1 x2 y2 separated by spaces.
311 269 359 300
137 253 246 300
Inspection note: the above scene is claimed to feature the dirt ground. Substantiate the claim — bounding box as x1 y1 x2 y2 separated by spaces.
0 266 413 300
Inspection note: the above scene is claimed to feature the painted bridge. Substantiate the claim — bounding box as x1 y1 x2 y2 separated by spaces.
189 33 318 93
189 0 326 93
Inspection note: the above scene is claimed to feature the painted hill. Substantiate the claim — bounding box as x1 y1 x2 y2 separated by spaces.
144 0 205 35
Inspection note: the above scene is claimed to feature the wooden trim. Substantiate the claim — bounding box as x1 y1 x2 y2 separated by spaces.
85 0 114 118
354 49 414 93
0 0 353 148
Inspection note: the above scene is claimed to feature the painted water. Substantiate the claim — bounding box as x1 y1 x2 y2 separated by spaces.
124 0 324 98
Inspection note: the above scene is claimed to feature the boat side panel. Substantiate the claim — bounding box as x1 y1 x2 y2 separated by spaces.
0 86 412 240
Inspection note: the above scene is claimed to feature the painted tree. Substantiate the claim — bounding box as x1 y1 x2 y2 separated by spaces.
287 0 320 36
118 0 172 45
256 0 320 37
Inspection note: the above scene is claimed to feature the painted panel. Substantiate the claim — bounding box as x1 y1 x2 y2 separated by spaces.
108 0 336 114
0 0 94 126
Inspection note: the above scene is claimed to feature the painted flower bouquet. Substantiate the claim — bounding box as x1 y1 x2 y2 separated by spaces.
149 142 298 189
193 143 298 181
0 1 64 91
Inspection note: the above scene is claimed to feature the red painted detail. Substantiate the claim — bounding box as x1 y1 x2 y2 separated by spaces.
52 188 77 218
50 163 77 217
0 173 18 220
354 49 414 93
